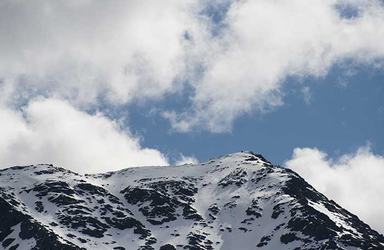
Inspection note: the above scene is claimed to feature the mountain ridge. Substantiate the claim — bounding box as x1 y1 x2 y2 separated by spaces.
0 151 383 250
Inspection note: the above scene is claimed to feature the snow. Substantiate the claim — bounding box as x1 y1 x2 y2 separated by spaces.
0 151 383 249
3 223 36 249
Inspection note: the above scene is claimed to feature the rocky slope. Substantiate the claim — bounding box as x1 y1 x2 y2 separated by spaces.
0 152 383 250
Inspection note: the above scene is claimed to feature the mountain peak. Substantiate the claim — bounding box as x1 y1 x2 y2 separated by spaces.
0 153 383 249
213 150 267 160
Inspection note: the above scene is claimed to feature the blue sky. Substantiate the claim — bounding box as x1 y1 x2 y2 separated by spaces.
0 0 383 170
126 62 384 165
0 0 383 233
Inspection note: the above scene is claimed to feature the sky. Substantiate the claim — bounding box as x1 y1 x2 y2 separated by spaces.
0 0 383 232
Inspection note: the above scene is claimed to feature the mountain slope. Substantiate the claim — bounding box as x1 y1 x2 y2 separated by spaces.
0 152 383 250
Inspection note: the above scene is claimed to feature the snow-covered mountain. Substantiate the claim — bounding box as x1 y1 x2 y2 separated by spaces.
0 152 383 250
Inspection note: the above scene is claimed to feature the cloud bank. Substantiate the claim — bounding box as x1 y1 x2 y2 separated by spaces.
285 147 384 233
1 0 384 132
166 0 384 132
0 99 168 173
1 0 384 171
0 0 202 105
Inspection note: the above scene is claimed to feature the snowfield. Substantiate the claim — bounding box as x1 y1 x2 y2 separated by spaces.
0 152 383 250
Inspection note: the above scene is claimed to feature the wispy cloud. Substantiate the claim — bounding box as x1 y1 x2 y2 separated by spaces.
301 86 312 105
175 154 199 165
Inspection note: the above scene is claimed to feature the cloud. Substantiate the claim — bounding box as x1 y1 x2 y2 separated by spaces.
0 0 203 106
166 0 384 132
0 98 168 173
301 86 312 105
1 1 384 133
175 154 199 165
0 0 383 174
285 146 384 233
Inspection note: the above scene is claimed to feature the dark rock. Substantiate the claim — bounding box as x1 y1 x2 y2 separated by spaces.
160 244 176 250
257 235 271 247
8 244 19 250
218 168 248 187
2 238 15 248
0 195 79 249
207 204 220 215
271 203 284 219
280 233 298 244
246 199 262 218
35 201 44 212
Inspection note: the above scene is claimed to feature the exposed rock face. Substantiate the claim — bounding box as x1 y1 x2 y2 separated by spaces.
0 152 383 249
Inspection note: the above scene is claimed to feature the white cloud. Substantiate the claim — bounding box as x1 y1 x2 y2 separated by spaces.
166 0 384 132
0 0 203 106
1 1 384 132
285 146 384 233
175 154 199 165
0 98 168 173
0 0 383 173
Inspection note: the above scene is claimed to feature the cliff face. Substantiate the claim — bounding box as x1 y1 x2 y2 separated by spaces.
1 152 383 250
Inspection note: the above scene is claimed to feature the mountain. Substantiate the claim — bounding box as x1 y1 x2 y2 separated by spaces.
0 152 383 250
